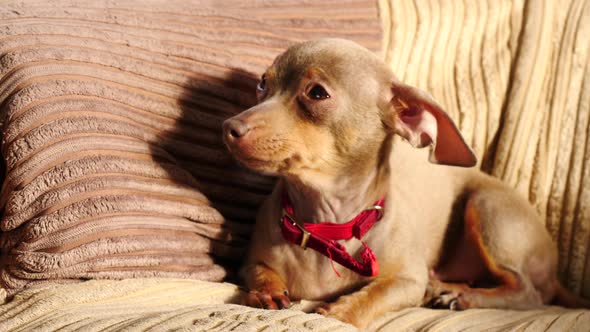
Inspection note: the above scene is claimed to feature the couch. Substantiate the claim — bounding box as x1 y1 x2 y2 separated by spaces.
0 0 589 330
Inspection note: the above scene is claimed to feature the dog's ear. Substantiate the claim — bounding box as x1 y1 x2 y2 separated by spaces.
383 81 477 167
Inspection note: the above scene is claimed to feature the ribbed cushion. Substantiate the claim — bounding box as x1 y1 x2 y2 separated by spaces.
0 0 381 296
381 0 590 298
0 279 588 331
0 279 357 332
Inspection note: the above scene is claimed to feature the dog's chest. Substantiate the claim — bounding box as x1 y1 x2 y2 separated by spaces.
273 236 368 301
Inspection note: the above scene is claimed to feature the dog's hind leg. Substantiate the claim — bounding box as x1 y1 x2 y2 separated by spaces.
425 273 543 310
426 189 557 310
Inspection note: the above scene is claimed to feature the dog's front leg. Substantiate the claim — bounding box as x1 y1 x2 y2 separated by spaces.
317 271 427 329
241 263 291 310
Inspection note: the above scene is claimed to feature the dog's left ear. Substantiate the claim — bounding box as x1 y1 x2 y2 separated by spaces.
383 81 477 167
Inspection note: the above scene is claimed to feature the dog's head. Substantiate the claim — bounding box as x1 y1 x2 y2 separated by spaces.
223 38 476 178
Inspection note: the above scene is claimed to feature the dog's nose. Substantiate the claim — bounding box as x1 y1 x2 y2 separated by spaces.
223 118 250 140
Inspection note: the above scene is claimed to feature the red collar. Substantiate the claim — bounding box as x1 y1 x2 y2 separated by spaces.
279 192 385 277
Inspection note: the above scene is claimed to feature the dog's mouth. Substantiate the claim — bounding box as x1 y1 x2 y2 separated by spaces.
223 130 305 175
226 146 278 170
228 148 299 176
238 156 274 168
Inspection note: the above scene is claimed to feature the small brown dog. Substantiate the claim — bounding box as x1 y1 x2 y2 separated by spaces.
222 38 589 328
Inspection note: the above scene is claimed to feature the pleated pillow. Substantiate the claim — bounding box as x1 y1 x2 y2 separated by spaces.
0 0 381 296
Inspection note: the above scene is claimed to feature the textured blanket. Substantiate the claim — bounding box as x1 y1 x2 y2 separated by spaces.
0 279 589 331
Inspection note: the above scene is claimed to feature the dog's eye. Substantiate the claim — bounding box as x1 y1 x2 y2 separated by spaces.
307 84 330 100
257 74 267 92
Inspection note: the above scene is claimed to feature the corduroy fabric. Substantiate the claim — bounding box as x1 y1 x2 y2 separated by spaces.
0 0 381 296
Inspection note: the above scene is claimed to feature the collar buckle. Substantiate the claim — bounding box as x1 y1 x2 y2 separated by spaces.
282 209 311 250
365 205 384 221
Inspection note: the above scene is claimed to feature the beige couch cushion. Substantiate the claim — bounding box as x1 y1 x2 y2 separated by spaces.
0 279 588 331
0 0 381 296
381 0 590 298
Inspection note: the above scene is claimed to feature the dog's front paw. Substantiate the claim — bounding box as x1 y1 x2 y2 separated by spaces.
315 304 351 323
315 297 365 328
243 289 291 310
